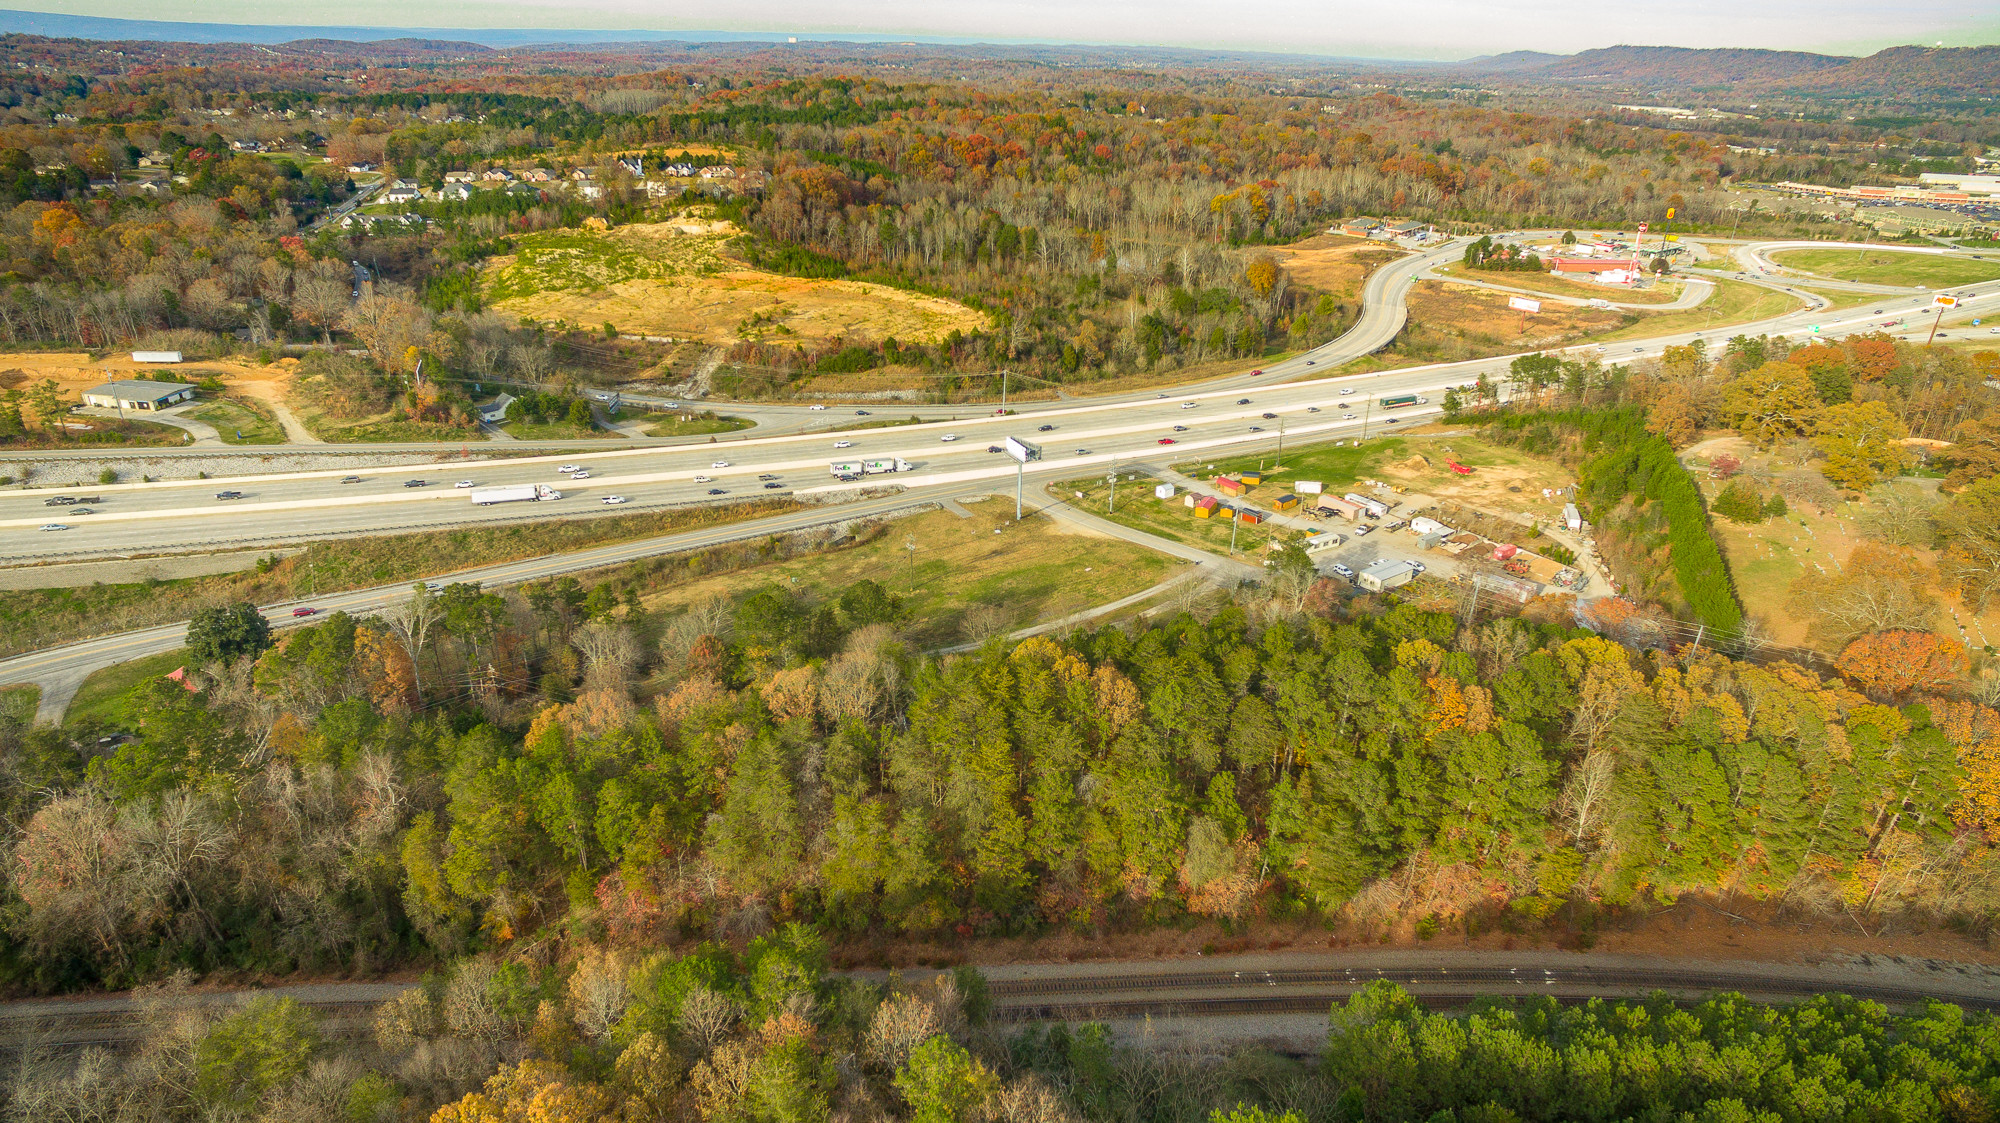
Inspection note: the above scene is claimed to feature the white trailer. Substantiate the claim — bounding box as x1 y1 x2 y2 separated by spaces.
1356 559 1416 592
131 350 183 363
1294 479 1324 495
1343 492 1391 518
830 460 864 479
862 457 914 473
469 484 561 505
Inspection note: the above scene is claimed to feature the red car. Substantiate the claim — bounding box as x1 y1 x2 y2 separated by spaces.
1250 368 1263 375
1158 438 1177 445
291 607 318 617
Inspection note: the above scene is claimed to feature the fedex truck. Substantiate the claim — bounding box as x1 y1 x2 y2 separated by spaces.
863 458 913 473
470 484 561 505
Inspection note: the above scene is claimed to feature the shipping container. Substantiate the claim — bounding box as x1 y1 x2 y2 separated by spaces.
1493 543 1520 561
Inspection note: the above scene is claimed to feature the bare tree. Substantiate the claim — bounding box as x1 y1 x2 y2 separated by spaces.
960 603 1012 645
1558 751 1617 847
565 950 631 1041
676 985 741 1053
381 584 444 698
290 258 350 343
573 620 641 692
1860 482 1942 547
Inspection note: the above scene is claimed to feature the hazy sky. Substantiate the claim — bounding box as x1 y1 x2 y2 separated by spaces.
24 0 2000 58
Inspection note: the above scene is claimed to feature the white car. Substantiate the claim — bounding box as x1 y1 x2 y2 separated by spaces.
1408 560 1427 573
808 404 827 411
559 464 581 473
39 523 67 532
571 471 591 480
711 461 731 468
1340 388 1356 396
454 480 475 488
941 433 960 442
1181 401 1198 409
1343 413 1357 420
694 474 712 483
1331 562 1355 578
601 495 628 505
424 582 444 591
834 440 853 449
1306 406 1320 413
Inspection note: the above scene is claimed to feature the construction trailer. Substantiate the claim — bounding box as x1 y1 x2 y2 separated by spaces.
1343 492 1391 518
1356 559 1417 592
1318 496 1363 520
1563 503 1583 531
1410 515 1450 536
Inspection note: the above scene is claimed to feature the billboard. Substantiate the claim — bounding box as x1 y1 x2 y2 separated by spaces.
1507 296 1542 314
1004 436 1042 463
1933 294 1960 309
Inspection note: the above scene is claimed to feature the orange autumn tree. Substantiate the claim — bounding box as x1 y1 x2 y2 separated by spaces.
1835 630 1970 701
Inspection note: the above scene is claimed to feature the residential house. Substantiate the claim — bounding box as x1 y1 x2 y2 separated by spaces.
522 168 554 182
346 161 377 173
438 183 474 202
481 168 515 182
443 170 476 184
381 180 422 204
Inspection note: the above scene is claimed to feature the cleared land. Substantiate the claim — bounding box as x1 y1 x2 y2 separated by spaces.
640 413 753 437
184 397 285 444
1183 433 1575 517
1055 472 1285 556
641 502 1179 649
1771 248 2000 289
483 217 988 347
1431 261 1685 305
1270 234 1402 298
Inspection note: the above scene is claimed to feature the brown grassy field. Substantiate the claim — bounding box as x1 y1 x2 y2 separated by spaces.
1429 261 1683 305
483 218 989 347
1271 234 1403 298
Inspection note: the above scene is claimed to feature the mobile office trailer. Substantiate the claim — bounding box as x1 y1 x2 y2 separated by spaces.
1294 480 1324 495
469 484 560 505
1356 559 1416 592
1318 496 1363 520
1342 492 1391 518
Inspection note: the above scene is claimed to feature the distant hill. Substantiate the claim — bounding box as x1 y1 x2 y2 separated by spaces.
1770 45 2000 97
281 37 494 56
1455 43 1998 98
1459 50 1563 72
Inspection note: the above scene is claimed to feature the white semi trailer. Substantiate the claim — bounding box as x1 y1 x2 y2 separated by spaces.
469 484 562 505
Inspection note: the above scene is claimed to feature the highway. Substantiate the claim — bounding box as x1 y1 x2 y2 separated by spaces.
5 236 1999 714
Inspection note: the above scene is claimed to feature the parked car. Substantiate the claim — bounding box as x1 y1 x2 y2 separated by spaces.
1330 562 1354 578
1352 524 1373 536
1408 560 1427 573
292 607 319 617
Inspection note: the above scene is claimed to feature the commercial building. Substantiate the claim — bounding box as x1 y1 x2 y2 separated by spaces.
1356 559 1417 592
81 380 196 411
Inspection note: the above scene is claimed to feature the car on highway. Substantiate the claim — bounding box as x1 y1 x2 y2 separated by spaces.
693 474 712 483
1343 413 1357 420
341 475 363 484
1156 392 1168 399
763 482 784 489
1340 388 1356 395
808 404 827 411
1250 369 1263 376
70 507 94 515
601 495 628 505
1305 360 1315 365
423 582 443 591
291 607 318 617
404 480 425 488
834 440 853 449
1261 412 1277 419
215 489 244 499
1248 426 1264 432
455 480 475 488
707 488 725 495
1874 309 1883 314
1158 438 1176 445
1173 424 1188 432
559 464 581 473
1383 417 1401 424
1352 524 1373 536
1330 562 1355 578
1181 401 1198 409
855 409 871 416
1306 406 1320 413
757 474 779 480
711 460 731 468
1074 448 1090 455
940 433 960 441
1037 424 1055 432
1236 398 1251 405
570 471 591 480
988 445 1003 453
42 497 73 506
39 523 67 532
1634 347 1644 352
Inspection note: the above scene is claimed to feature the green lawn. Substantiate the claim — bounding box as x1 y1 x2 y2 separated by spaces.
184 398 285 444
501 420 619 440
1770 248 2000 289
64 649 188 729
1053 473 1288 557
1178 436 1408 495
642 413 754 437
1591 278 1802 343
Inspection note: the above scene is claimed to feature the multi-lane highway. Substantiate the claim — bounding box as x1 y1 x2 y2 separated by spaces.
5 235 1998 714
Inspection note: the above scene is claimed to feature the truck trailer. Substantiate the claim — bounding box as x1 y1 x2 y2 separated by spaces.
469 484 561 505
1379 394 1424 408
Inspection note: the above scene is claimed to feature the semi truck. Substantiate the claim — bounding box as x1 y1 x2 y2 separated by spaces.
830 457 914 480
1379 394 1426 408
469 484 561 505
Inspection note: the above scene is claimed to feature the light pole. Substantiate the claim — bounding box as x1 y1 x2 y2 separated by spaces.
1107 459 1118 513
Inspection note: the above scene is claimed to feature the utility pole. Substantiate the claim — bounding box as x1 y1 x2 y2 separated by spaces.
1276 416 1285 469
999 369 1008 412
1107 459 1118 513
1360 397 1372 441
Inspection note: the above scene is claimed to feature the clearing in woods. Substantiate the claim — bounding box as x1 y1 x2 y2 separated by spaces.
482 215 988 347
1769 248 2000 289
1269 233 1404 299
1184 434 1574 514
639 503 1178 649
1429 261 1685 305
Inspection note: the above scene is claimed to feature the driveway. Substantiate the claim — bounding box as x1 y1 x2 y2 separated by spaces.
76 405 220 445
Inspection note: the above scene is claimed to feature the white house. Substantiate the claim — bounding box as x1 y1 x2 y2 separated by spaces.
438 183 473 202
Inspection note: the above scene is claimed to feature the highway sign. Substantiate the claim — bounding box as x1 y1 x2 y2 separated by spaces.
1507 296 1542 314
1811 325 1821 333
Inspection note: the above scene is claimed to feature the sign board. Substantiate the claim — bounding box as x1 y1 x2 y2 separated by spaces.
1294 479 1324 495
1507 296 1542 314
1933 294 1960 309
1003 436 1042 464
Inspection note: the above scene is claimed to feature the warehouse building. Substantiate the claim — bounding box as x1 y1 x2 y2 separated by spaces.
81 379 196 411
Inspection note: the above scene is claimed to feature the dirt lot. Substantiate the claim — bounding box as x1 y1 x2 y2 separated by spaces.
1430 261 1684 305
483 218 988 347
1405 280 1632 350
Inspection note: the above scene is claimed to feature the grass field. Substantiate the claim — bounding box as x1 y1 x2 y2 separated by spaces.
64 649 187 728
1053 472 1287 556
502 419 617 440
0 497 804 660
1770 248 2000 289
184 397 286 444
1178 433 1572 518
640 502 1179 649
298 405 488 444
484 217 987 347
642 413 754 437
1590 278 1802 343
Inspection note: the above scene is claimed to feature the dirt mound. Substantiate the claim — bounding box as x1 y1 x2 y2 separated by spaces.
1400 454 1433 472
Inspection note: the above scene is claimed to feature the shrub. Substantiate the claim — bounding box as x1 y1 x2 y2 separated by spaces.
1712 480 1767 523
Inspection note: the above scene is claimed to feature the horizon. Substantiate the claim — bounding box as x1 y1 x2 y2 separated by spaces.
2 3 1996 61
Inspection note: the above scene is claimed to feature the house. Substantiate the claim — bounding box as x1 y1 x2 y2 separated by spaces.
228 139 264 152
478 393 516 424
644 180 681 199
664 162 696 177
438 183 474 202
443 170 476 184
522 168 554 182
381 183 421 204
82 379 195 411
616 156 643 176
346 161 376 173
1338 218 1382 237
481 168 515 182
699 165 736 179
87 177 117 193
1356 559 1416 593
576 182 605 201
571 168 595 181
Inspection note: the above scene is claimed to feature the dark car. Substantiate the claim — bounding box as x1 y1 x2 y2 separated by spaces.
74 497 99 504
757 473 779 480
42 497 72 506
707 488 726 495
340 475 363 484
404 479 426 488
987 445 1003 453
1261 412 1277 419
855 410 871 416
70 507 94 515
1236 398 1251 405
1037 424 1055 432
214 490 244 500
763 482 784 489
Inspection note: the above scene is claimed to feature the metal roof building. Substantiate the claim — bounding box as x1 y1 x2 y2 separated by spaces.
81 380 195 411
